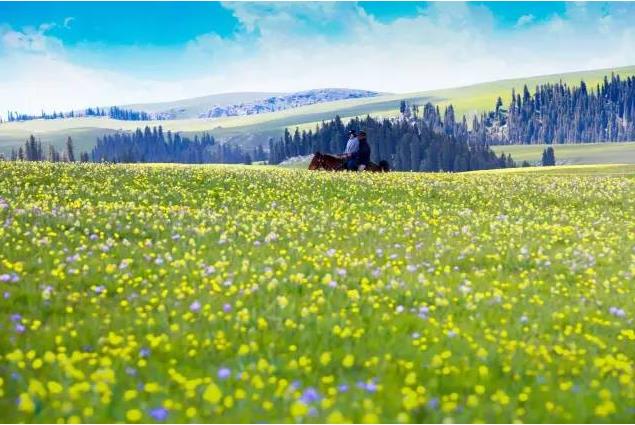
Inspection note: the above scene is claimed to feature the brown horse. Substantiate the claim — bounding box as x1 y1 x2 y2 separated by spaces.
308 152 390 172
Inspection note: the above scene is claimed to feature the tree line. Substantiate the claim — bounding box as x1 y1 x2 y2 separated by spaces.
92 127 251 164
6 135 89 162
3 127 266 165
268 113 515 172
476 73 635 144
6 106 154 122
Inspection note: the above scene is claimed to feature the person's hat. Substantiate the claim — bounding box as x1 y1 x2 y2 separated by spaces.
348 129 357 136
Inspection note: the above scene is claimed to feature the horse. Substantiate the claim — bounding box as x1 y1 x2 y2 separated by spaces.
308 152 390 172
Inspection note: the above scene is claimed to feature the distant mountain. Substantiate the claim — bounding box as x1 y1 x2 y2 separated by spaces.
123 88 379 120
123 92 287 120
199 89 379 119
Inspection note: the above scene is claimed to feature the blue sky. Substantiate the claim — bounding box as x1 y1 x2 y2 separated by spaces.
0 2 568 45
1 2 634 113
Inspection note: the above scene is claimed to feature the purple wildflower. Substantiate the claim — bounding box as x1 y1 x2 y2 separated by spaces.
190 300 201 312
300 387 320 404
149 407 169 421
418 306 429 319
139 348 151 358
222 303 232 313
427 397 440 410
217 367 231 380
609 307 626 318
364 381 378 393
338 384 349 393
66 254 80 263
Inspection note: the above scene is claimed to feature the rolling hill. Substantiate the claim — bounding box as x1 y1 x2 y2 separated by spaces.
2 64 635 156
123 92 286 120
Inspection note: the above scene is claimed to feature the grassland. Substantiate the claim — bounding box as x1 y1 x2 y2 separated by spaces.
2 65 635 154
0 162 633 423
279 143 635 170
491 142 635 165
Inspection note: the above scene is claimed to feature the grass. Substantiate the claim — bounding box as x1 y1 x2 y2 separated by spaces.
0 162 633 423
2 65 635 153
491 142 635 165
467 163 635 177
279 143 635 171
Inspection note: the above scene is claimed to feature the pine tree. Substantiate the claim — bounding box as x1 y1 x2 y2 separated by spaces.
542 147 556 166
66 137 75 162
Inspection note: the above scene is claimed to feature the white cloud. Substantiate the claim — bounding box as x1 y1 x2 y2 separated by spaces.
63 17 75 29
0 25 62 53
2 2 635 115
515 14 535 27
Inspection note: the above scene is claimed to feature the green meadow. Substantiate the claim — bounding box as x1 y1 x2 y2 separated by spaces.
0 162 633 423
491 142 635 165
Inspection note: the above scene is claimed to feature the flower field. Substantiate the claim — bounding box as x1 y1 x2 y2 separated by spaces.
0 162 634 423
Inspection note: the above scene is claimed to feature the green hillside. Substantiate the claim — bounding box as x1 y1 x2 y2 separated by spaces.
492 142 635 165
2 64 635 155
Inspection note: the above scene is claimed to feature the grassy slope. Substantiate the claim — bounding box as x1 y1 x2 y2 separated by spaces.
2 65 635 155
492 142 635 165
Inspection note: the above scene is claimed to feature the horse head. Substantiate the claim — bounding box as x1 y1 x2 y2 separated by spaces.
308 152 323 170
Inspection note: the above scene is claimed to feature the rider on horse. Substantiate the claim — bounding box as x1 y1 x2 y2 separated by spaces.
342 130 371 171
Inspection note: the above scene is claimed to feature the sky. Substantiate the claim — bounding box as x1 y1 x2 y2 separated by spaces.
1 1 635 114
